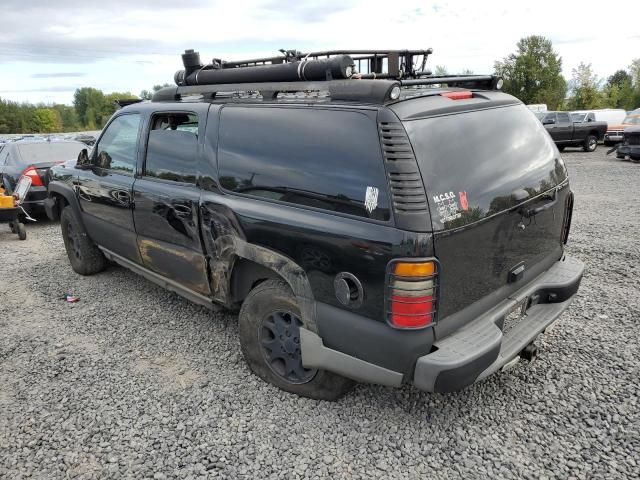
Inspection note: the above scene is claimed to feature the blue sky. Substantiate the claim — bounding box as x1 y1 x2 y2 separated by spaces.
1 0 639 105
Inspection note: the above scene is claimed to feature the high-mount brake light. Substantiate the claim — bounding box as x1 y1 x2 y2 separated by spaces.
441 91 473 100
22 167 43 187
386 259 439 329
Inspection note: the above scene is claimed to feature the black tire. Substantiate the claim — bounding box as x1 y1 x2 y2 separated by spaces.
583 135 598 152
8 221 16 234
16 222 26 240
557 146 565 152
60 206 107 275
239 279 355 400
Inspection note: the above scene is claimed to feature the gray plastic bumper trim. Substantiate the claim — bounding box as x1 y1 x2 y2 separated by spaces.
413 255 584 392
300 328 403 387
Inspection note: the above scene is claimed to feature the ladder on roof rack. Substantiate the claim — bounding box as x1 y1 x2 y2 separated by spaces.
151 48 503 104
174 48 434 86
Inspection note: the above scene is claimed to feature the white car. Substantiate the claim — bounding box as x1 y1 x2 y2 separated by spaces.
570 109 626 126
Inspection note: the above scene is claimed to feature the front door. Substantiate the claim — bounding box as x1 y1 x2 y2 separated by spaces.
132 110 211 296
76 113 142 262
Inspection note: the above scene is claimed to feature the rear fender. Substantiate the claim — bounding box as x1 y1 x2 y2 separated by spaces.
207 234 317 332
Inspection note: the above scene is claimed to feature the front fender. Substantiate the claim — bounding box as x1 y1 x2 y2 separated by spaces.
48 181 85 229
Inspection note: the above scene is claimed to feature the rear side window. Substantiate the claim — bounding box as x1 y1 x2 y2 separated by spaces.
144 113 198 183
557 112 570 123
218 107 390 221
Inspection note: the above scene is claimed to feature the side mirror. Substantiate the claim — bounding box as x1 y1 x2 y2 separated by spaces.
76 148 90 169
543 118 556 125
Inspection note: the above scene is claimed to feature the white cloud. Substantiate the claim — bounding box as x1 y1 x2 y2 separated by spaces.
1 0 639 104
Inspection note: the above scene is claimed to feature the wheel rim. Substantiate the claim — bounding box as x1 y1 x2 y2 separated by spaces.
259 311 317 384
589 138 596 150
66 222 81 259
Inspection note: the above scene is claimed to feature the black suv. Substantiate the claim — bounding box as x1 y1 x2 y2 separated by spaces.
46 49 583 400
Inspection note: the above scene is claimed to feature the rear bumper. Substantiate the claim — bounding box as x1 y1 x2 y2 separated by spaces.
616 145 640 160
21 187 48 213
604 133 624 143
413 255 584 392
301 255 584 392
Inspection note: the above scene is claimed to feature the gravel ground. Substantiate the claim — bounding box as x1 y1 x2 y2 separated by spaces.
1 147 639 479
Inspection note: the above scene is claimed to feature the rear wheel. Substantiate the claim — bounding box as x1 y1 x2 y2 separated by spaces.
61 206 106 275
583 135 598 152
239 279 355 400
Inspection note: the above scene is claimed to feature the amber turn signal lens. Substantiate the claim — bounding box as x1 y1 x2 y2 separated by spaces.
393 261 436 277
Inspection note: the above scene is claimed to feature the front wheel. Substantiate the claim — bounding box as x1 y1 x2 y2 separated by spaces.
60 206 107 275
239 279 355 400
16 222 26 240
583 135 598 152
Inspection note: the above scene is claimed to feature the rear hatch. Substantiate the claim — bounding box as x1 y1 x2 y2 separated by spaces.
396 95 571 332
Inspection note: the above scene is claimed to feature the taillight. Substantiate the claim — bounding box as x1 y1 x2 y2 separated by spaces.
385 259 439 329
22 166 43 187
561 191 574 244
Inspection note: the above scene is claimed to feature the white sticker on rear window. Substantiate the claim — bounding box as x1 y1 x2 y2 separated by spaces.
364 186 379 214
432 191 461 223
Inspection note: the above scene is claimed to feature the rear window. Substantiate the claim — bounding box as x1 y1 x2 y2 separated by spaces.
404 104 567 230
16 142 85 165
218 107 390 221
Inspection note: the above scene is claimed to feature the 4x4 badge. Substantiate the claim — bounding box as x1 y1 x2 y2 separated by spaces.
364 186 379 214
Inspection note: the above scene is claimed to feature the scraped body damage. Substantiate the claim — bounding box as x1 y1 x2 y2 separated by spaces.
201 219 317 332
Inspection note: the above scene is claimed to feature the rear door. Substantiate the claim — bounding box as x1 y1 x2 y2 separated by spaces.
556 112 574 141
132 108 211 295
402 103 570 330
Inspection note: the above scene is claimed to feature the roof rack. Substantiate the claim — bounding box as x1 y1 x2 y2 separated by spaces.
151 49 503 105
115 98 144 108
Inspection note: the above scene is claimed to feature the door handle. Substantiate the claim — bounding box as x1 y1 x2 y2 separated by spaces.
173 204 192 217
522 190 558 218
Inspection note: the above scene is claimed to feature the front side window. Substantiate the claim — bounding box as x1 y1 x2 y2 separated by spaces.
557 112 570 123
94 114 141 174
144 113 198 183
218 107 390 221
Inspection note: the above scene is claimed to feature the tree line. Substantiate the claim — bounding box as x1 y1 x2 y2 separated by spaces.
494 35 640 111
1 37 639 135
0 84 169 135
